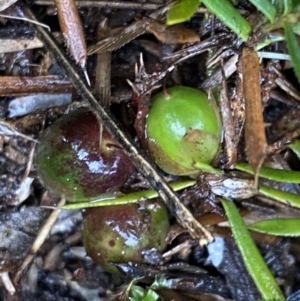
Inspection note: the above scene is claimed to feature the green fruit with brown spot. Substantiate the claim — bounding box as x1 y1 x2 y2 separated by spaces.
81 200 170 273
146 86 222 176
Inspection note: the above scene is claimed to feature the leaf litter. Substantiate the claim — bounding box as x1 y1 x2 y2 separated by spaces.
0 1 300 300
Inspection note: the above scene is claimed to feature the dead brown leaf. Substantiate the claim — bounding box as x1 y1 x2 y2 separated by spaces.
146 22 200 44
54 0 86 70
241 47 267 183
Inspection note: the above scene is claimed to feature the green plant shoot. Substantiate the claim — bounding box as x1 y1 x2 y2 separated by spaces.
220 198 284 300
249 218 300 236
285 25 300 83
167 0 200 25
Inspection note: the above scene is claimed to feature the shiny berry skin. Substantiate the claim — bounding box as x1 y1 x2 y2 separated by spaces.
81 200 170 273
146 86 222 176
35 109 135 202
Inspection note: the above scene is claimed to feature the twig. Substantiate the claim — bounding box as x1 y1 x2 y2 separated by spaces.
87 5 169 55
20 5 214 251
34 0 161 10
0 272 15 295
0 13 50 30
0 76 72 96
14 197 66 283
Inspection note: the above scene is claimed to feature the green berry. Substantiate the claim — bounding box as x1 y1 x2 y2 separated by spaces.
35 109 135 202
146 86 222 176
81 200 170 273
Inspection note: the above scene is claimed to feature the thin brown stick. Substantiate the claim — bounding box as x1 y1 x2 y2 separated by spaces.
271 66 300 102
163 33 233 65
87 5 169 55
0 76 72 96
0 272 15 295
95 20 111 107
14 197 66 283
201 54 238 91
34 0 161 10
220 61 236 168
21 5 214 253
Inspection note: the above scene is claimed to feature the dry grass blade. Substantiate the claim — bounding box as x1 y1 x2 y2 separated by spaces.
0 0 18 11
0 13 50 30
87 19 150 55
21 4 214 253
0 36 43 53
54 0 87 70
272 66 300 102
14 197 66 283
0 272 15 294
241 47 267 183
0 121 38 142
164 33 233 65
201 54 238 91
95 20 111 107
220 62 236 168
87 5 169 55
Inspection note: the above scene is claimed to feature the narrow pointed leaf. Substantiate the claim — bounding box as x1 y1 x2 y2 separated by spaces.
259 185 300 209
248 0 276 22
220 198 284 300
62 180 196 210
167 0 200 25
285 25 300 83
283 0 293 14
236 162 300 183
249 218 300 236
201 0 251 41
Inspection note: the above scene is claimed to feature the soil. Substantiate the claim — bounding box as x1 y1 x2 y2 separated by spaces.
0 1 300 301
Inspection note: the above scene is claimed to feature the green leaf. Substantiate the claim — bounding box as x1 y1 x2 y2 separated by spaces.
271 0 284 15
220 198 284 300
292 0 300 11
193 161 224 174
129 285 146 301
167 0 200 25
235 162 300 183
259 184 300 209
249 218 300 236
284 0 293 14
248 0 277 22
150 275 169 290
292 22 300 35
201 0 251 41
285 25 300 83
262 12 300 32
62 180 196 210
144 289 160 301
289 139 300 158
255 33 285 50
